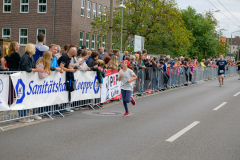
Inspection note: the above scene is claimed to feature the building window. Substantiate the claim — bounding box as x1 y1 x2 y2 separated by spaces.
93 3 96 19
20 0 29 13
87 1 91 18
86 33 89 49
103 7 107 19
2 28 11 39
3 0 11 13
98 5 102 19
37 28 46 44
81 0 85 16
38 0 47 13
97 35 101 50
19 28 28 46
91 34 95 49
102 37 105 47
80 32 84 47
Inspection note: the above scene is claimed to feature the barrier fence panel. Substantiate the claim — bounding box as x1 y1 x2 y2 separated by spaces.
0 66 238 130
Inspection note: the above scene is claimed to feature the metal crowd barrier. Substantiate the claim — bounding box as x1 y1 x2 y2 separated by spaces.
0 66 238 130
132 66 238 97
0 71 102 131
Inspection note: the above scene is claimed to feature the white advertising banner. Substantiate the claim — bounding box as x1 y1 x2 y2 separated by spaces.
10 71 100 110
101 70 121 103
134 35 145 52
0 74 10 111
71 71 100 101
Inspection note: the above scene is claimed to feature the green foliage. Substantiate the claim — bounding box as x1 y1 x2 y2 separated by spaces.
91 1 226 59
91 0 192 57
181 7 223 60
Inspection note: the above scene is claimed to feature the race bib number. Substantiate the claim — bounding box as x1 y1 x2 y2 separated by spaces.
220 70 224 73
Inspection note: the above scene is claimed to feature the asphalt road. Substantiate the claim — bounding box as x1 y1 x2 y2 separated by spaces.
1 76 240 160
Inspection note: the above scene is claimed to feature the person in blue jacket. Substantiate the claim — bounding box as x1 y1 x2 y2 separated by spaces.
33 33 49 62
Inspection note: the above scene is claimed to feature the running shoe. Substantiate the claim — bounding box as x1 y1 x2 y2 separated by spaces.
130 96 135 105
123 112 129 117
219 84 221 87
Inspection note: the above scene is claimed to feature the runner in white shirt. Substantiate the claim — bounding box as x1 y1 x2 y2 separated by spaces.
118 60 137 117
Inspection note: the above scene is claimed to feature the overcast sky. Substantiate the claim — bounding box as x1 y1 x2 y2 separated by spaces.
176 0 240 38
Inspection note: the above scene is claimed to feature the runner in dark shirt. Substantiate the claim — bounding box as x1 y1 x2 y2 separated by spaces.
216 55 228 87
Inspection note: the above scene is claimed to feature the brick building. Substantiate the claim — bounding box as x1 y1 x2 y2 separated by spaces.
0 0 117 53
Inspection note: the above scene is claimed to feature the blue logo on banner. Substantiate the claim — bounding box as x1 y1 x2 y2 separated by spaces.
0 79 3 94
15 79 25 104
93 76 100 94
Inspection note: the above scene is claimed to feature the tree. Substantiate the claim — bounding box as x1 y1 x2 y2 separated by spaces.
181 7 219 60
91 0 192 57
218 38 229 57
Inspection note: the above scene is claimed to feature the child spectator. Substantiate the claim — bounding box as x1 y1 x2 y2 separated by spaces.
37 50 63 78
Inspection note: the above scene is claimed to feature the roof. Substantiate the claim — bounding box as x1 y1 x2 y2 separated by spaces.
226 36 240 45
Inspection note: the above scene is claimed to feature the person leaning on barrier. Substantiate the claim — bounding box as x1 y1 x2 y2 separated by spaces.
108 55 119 70
58 44 78 73
49 44 60 68
70 47 81 69
36 51 63 79
2 41 21 71
55 45 62 60
87 51 98 68
77 50 90 71
85 50 92 63
20 43 45 73
103 56 111 70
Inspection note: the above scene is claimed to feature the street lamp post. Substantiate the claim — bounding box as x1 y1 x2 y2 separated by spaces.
119 1 126 55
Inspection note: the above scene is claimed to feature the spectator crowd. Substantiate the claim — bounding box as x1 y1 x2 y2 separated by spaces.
0 33 239 122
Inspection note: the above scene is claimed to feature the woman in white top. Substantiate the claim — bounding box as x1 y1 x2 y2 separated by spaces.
118 60 137 117
77 50 90 71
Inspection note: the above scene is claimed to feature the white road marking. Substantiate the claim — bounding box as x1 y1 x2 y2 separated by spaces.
166 121 200 142
233 92 240 97
213 102 227 111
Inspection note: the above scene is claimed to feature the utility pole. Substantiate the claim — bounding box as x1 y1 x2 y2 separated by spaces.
238 45 239 61
108 0 113 50
230 33 232 55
